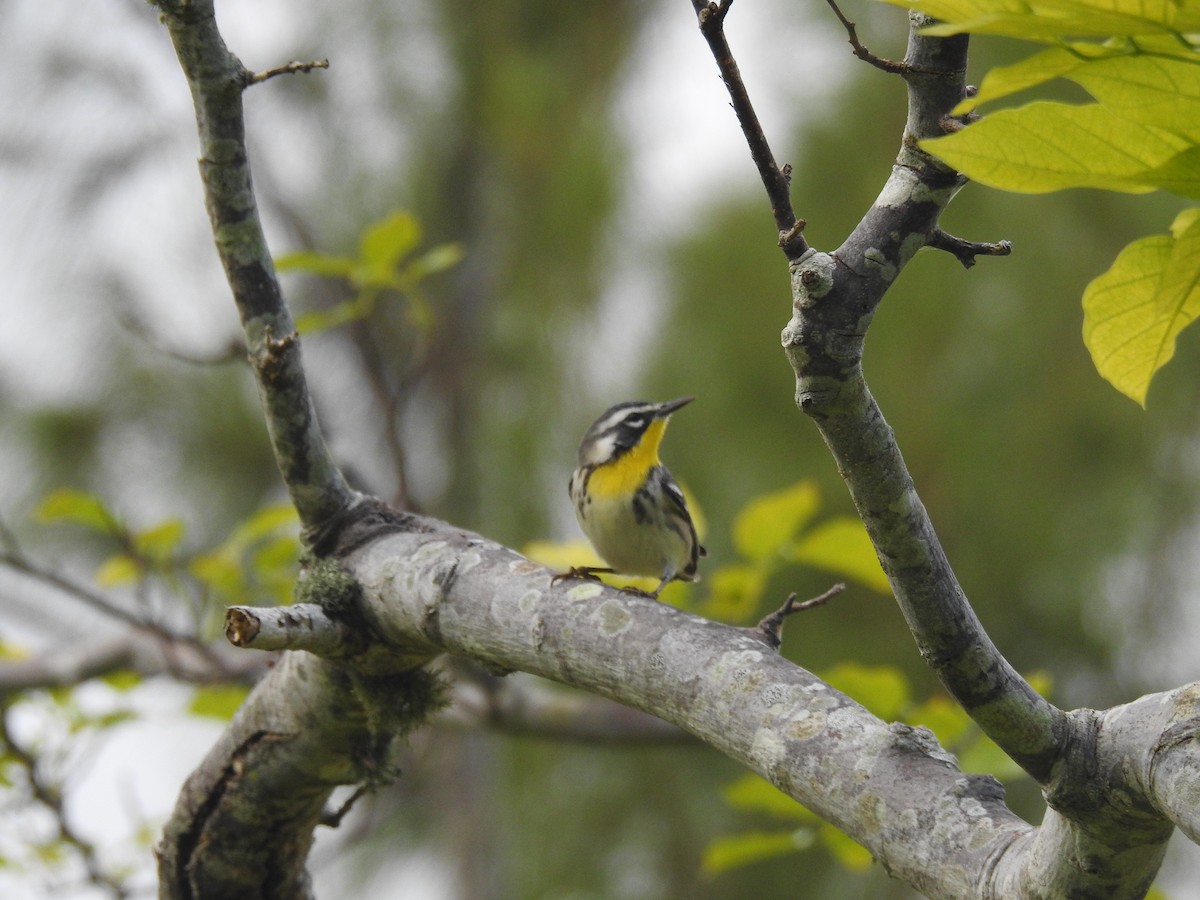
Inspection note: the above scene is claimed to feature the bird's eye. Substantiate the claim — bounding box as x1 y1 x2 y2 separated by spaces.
625 416 644 429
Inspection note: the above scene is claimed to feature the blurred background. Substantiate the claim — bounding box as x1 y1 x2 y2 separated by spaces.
1 0 1198 897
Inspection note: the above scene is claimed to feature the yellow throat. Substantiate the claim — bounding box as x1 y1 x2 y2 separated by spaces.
586 418 668 499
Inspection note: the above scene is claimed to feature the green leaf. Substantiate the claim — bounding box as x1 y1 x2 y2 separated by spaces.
703 564 769 623
101 669 142 692
405 242 466 281
955 45 1087 113
95 553 140 587
1082 208 1200 404
790 517 890 593
134 518 185 564
722 774 819 822
820 662 912 720
230 504 300 544
732 480 820 562
1068 49 1200 143
1144 146 1200 199
188 684 250 720
295 295 375 335
958 733 1028 779
34 488 116 533
883 0 1200 41
921 102 1188 195
358 211 421 279
702 830 815 875
274 250 356 278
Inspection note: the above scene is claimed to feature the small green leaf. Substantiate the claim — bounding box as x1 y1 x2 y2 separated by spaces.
274 251 356 278
790 517 890 593
188 684 250 720
820 662 912 721
359 211 421 275
722 774 819 822
35 488 116 533
404 242 465 281
732 480 820 562
133 518 185 564
235 505 300 543
95 553 140 587
702 829 815 875
101 669 142 692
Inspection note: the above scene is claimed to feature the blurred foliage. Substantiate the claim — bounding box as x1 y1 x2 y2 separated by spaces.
278 209 463 335
877 0 1200 405
4 0 1200 897
527 478 888 624
29 488 300 636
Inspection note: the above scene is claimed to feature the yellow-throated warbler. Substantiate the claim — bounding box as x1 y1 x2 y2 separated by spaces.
555 397 705 598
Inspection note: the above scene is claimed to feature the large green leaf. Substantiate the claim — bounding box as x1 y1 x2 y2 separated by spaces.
1083 208 1200 404
731 480 820 562
790 517 890 593
885 0 1200 40
921 102 1189 195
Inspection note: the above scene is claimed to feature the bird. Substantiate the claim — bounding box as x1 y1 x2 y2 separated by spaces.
554 397 705 599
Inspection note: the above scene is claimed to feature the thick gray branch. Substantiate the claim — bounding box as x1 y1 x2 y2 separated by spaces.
343 524 1033 898
781 13 1060 778
773 12 1182 896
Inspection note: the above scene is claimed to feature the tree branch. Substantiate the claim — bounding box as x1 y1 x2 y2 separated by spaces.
823 0 910 73
772 12 1173 895
690 1 809 259
0 701 130 898
0 632 263 696
338 525 1035 898
150 0 359 547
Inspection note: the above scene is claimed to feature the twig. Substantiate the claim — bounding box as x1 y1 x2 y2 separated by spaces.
248 59 330 85
929 229 1013 269
116 303 245 366
691 1 809 260
0 702 130 898
1 547 155 633
823 0 910 74
0 633 265 697
320 785 369 828
752 583 845 650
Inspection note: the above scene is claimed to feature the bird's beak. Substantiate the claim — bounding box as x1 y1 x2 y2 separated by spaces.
655 396 695 418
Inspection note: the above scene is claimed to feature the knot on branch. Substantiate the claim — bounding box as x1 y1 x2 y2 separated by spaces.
789 252 836 308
